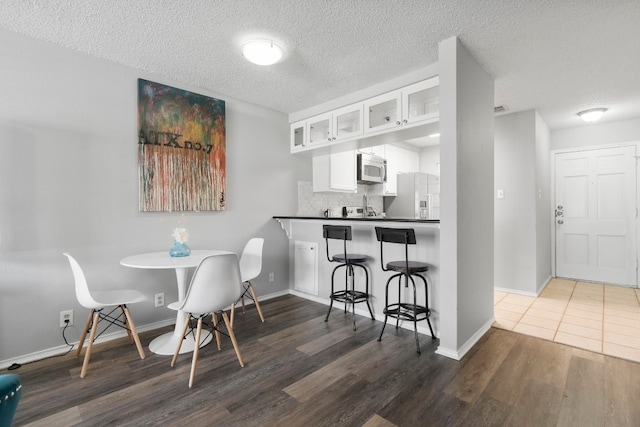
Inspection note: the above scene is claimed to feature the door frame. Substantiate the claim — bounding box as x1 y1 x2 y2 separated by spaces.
550 141 640 288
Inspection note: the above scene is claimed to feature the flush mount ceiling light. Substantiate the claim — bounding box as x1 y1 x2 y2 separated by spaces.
577 108 607 123
242 40 283 66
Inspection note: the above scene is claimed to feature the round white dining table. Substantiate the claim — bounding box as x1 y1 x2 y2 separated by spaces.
120 249 235 356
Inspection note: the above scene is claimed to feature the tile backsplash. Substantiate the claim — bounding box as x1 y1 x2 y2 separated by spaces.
297 181 384 217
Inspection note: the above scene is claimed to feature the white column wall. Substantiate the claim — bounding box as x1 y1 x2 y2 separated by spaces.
438 37 495 359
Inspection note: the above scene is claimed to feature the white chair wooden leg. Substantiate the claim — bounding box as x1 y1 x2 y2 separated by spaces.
189 318 203 388
171 313 192 367
76 310 94 358
222 311 244 367
247 282 265 323
80 311 100 378
123 305 145 359
212 312 222 350
121 305 134 343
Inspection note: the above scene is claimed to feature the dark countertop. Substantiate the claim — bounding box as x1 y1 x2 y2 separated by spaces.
273 215 439 223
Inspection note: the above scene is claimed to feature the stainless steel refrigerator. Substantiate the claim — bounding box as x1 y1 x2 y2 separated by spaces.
384 172 440 219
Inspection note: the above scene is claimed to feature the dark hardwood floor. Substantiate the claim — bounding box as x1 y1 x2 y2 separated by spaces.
8 295 640 426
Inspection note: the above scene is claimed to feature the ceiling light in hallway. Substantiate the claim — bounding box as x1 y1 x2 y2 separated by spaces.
577 108 607 123
242 40 283 66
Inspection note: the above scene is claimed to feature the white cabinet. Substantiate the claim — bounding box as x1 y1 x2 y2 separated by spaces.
364 77 439 134
333 104 364 141
290 120 307 152
312 150 357 192
358 144 386 157
294 241 318 295
290 103 363 152
379 145 419 196
290 77 439 154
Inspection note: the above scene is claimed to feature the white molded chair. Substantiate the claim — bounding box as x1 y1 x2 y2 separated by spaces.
169 253 245 388
63 252 148 378
231 238 265 327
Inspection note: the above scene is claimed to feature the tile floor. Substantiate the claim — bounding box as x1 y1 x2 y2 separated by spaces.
494 278 640 363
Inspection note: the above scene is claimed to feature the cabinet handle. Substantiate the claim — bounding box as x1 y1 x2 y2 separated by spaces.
396 121 401 125
403 119 408 124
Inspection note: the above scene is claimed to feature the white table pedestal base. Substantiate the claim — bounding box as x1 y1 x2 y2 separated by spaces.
149 330 213 356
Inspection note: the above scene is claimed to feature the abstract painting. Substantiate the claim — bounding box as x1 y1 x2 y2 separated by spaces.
137 79 226 212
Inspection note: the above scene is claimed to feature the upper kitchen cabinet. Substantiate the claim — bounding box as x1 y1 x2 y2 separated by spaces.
291 120 306 152
312 150 357 193
364 77 439 134
290 103 363 152
333 104 364 141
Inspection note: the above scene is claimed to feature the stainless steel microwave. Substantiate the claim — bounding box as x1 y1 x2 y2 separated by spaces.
357 153 386 184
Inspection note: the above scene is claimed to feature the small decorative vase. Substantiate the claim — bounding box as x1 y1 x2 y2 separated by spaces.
169 241 191 257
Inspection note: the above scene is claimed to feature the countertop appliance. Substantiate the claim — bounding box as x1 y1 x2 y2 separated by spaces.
357 153 386 184
342 206 366 218
384 172 440 219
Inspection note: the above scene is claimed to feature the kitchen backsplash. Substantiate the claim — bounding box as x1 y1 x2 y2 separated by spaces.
297 181 384 217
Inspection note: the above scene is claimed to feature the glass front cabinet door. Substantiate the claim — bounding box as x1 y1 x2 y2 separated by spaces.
332 104 363 141
364 91 401 133
308 113 332 145
365 76 439 134
290 120 307 152
403 77 439 125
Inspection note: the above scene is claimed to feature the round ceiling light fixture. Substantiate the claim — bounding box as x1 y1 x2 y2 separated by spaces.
242 40 283 66
577 108 607 123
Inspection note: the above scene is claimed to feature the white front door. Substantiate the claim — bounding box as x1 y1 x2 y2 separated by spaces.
555 146 637 286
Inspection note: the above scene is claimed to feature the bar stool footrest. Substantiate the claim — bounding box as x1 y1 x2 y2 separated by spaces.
330 290 370 304
383 303 430 322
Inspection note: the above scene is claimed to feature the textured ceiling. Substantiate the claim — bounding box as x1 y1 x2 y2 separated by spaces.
1 0 639 130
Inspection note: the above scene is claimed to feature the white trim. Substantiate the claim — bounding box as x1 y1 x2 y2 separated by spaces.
537 275 553 295
493 287 538 297
494 275 552 297
0 290 293 370
2 287 444 369
0 318 175 370
435 317 494 361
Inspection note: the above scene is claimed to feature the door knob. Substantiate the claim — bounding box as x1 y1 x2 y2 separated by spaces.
557 219 564 224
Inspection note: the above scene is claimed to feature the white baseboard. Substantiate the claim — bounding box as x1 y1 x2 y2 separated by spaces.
0 290 294 370
435 317 494 361
0 318 175 370
2 288 443 370
494 286 538 297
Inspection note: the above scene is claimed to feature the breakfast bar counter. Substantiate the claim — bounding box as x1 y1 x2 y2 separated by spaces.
273 216 440 338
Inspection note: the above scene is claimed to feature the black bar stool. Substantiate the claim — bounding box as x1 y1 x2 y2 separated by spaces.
323 225 375 330
375 227 435 353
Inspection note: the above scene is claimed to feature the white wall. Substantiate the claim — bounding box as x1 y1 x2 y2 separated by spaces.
551 118 640 151
494 111 537 293
535 111 552 290
494 110 551 295
0 29 302 366
438 37 495 359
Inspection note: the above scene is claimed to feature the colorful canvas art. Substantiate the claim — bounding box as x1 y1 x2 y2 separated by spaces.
137 79 226 212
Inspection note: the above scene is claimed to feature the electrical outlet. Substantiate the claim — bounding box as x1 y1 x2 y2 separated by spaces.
60 310 73 328
155 293 165 307
269 272 274 282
